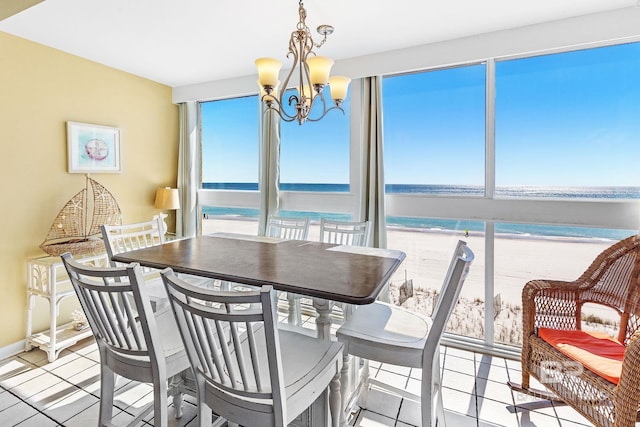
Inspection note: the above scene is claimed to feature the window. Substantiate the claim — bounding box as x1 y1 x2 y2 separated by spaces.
201 96 260 233
279 86 351 189
201 96 260 190
200 90 355 233
382 65 487 339
198 42 640 353
495 43 640 198
382 64 486 195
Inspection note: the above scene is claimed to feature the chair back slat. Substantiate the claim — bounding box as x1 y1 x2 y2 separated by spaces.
107 292 143 349
214 317 240 386
162 270 284 404
245 322 264 391
229 320 251 390
100 292 127 347
190 312 223 382
319 219 371 247
119 294 143 348
82 288 118 345
266 216 310 240
95 289 128 348
182 299 229 383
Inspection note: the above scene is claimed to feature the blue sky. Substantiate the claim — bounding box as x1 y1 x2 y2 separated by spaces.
202 41 640 188
494 42 640 186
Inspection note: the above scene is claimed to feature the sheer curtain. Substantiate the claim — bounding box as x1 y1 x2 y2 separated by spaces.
360 76 387 249
257 108 280 236
176 101 200 238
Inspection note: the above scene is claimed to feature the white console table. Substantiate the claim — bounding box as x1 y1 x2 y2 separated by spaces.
25 253 108 362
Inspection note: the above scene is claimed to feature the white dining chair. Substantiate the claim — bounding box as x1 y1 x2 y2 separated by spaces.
61 253 192 427
101 218 169 309
160 269 344 427
102 218 211 308
335 240 474 427
266 215 310 325
319 218 371 247
265 215 310 240
316 219 373 320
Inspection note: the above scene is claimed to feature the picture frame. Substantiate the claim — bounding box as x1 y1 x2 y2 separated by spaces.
67 121 121 173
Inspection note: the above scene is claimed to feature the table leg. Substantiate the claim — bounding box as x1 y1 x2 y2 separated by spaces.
312 298 351 427
329 371 342 427
312 298 334 340
288 293 302 326
340 353 351 427
170 374 184 418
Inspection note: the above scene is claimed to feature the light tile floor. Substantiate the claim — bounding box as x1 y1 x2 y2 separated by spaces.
351 346 594 427
0 338 596 427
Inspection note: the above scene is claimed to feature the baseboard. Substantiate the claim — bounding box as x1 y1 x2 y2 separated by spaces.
0 340 26 361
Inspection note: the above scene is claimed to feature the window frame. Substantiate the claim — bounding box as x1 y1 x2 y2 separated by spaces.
198 41 640 356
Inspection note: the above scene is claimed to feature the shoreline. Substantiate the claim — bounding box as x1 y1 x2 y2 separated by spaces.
202 215 621 244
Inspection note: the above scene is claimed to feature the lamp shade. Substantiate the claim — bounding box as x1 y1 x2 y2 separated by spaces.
306 56 334 86
255 57 282 87
154 187 180 210
329 76 351 101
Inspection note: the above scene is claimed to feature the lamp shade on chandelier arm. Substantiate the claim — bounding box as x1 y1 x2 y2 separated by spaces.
306 56 333 87
328 75 351 106
255 0 351 125
255 58 282 89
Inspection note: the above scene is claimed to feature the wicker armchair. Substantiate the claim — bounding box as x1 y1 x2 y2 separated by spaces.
516 234 640 427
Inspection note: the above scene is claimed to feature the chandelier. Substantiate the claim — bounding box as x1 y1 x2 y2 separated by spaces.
255 0 351 125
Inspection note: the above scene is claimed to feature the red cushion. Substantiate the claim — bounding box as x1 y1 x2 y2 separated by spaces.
538 328 625 384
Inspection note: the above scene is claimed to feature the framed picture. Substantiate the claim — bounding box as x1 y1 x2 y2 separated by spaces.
67 121 121 173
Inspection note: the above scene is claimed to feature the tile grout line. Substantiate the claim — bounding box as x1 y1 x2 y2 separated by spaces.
14 347 110 426
8 353 84 426
1 384 62 427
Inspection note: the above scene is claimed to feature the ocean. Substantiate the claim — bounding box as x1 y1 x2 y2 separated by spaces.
201 183 640 241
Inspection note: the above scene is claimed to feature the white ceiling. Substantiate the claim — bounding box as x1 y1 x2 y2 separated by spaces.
1 0 638 88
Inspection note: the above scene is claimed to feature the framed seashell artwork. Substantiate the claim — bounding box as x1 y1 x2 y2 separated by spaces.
67 121 121 173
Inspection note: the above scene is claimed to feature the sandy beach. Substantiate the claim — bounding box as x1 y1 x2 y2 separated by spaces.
202 217 617 345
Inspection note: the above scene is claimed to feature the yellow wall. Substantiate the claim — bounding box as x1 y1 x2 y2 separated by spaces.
0 32 179 349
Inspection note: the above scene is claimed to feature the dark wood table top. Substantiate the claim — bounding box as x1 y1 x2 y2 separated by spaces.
112 233 406 305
